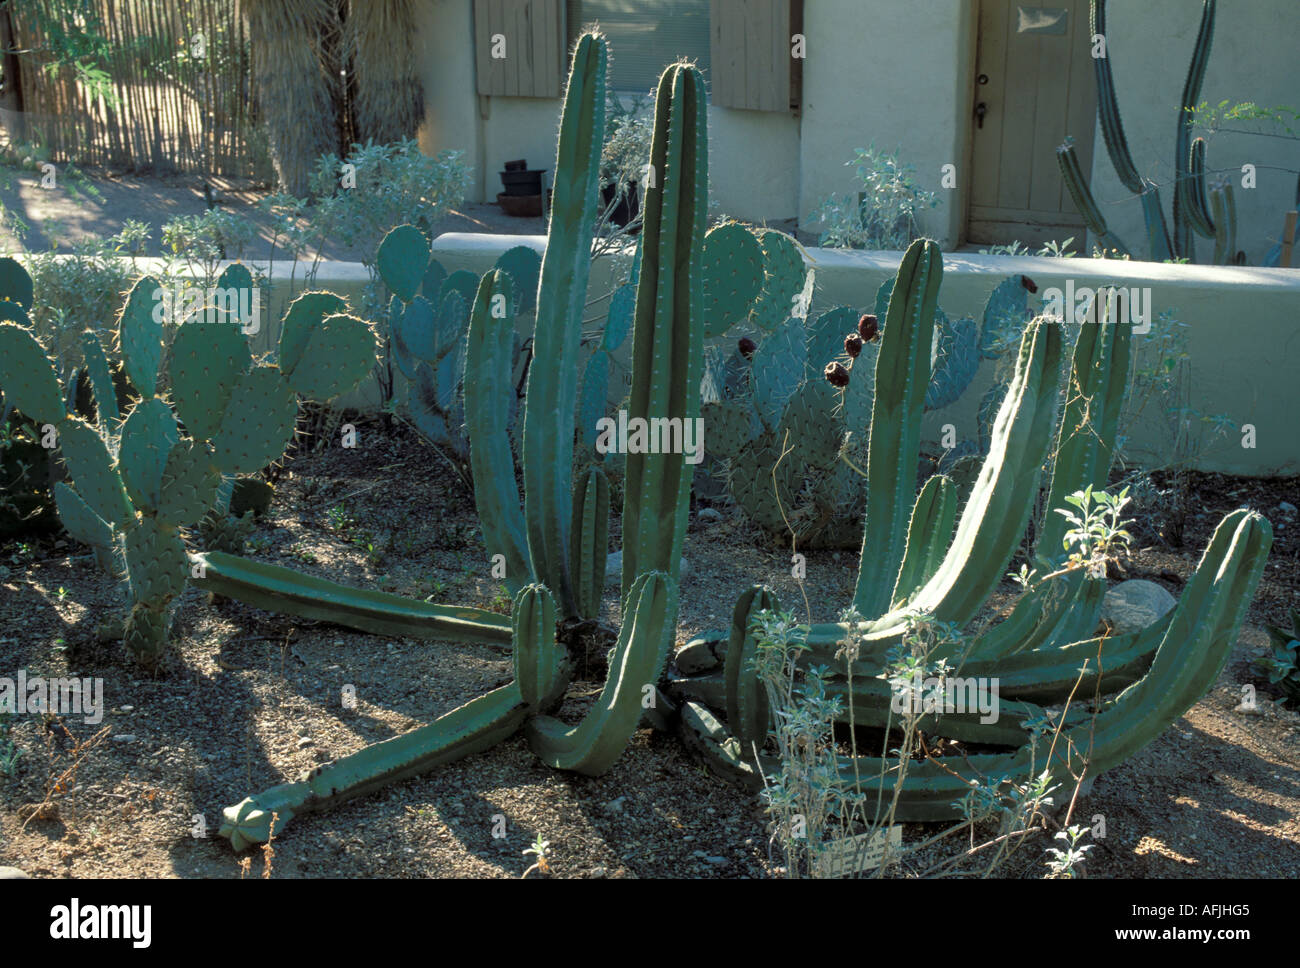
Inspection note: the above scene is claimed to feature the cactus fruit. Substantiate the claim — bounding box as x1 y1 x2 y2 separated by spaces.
824 361 850 388
857 313 879 342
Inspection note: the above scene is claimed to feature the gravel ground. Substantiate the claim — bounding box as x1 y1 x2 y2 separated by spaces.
0 418 1296 879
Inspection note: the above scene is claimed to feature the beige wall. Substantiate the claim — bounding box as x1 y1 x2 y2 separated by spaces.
797 0 976 248
417 1 1295 258
418 235 1300 477
1083 0 1297 265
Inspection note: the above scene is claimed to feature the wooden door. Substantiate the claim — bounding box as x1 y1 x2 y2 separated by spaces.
968 0 1098 248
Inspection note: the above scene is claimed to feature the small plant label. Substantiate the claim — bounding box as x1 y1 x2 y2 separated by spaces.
812 825 902 878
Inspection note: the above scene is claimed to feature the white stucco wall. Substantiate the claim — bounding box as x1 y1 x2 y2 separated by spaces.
1084 1 1298 265
418 1 1294 260
797 0 976 248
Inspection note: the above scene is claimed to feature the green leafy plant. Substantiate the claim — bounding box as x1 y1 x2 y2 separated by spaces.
1253 609 1300 706
810 145 939 251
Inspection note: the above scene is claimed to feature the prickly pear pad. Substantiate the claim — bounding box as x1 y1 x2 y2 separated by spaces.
156 439 223 524
702 222 764 338
117 276 165 397
278 292 347 378
53 481 114 551
118 397 180 511
0 321 64 424
58 417 133 526
211 367 298 474
169 316 253 441
125 515 189 604
283 313 375 401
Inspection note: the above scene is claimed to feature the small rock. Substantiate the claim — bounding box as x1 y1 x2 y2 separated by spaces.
1278 501 1297 515
697 508 724 524
605 551 690 587
1233 702 1261 716
112 734 137 744
589 866 607 878
703 856 727 865
1097 580 1176 635
0 866 30 879
0 565 11 580
296 738 314 749
603 796 626 815
119 705 134 713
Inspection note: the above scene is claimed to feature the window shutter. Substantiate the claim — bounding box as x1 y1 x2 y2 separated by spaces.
710 0 801 111
474 0 566 98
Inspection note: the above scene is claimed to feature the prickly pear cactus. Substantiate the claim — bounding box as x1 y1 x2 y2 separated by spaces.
703 253 1038 546
0 271 375 666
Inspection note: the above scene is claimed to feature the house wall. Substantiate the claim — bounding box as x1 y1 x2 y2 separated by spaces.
416 1 1295 259
797 0 976 248
1081 1 1296 266
415 235 1300 477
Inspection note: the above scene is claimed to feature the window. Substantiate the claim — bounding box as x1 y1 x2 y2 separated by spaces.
567 0 712 94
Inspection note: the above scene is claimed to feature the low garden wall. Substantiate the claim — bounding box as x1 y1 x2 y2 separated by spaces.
28 241 1298 476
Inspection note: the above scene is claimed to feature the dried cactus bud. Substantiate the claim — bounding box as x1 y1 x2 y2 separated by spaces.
737 336 757 359
857 314 879 342
844 333 863 358
824 361 850 388
1021 275 1038 294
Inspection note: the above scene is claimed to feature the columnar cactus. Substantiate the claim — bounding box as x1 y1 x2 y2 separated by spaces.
671 240 1272 819
1057 0 1233 263
0 268 375 665
216 36 710 849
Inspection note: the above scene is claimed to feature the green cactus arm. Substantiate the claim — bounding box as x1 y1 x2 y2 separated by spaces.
1209 181 1237 265
900 318 1063 629
53 481 117 565
0 321 65 425
512 583 570 711
569 467 610 620
1185 137 1217 240
526 572 677 775
521 32 608 614
1056 142 1132 257
1035 290 1132 558
822 509 1271 821
219 684 531 850
723 585 780 747
209 368 299 475
1090 0 1145 195
620 62 708 595
118 398 179 512
1139 183 1174 263
890 474 957 610
852 239 942 616
464 270 532 593
188 551 513 646
58 417 134 527
1172 0 1217 256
